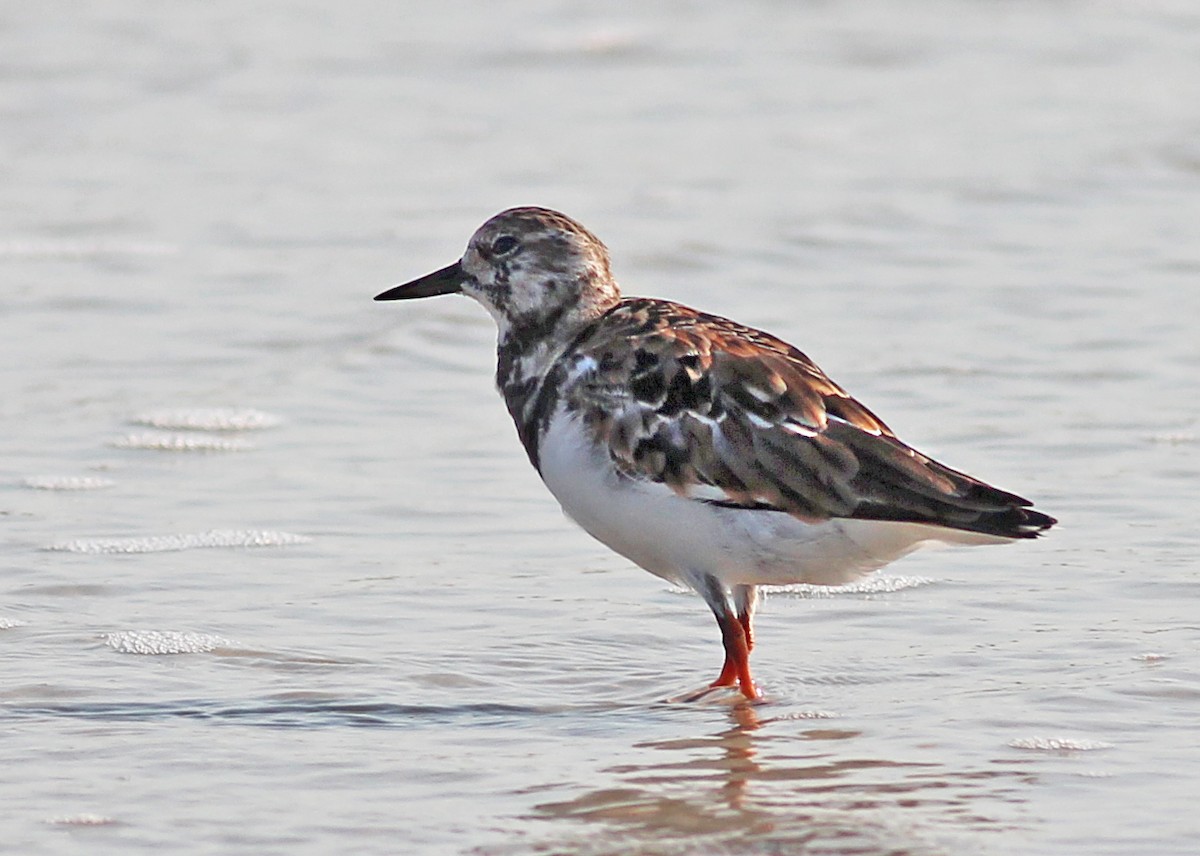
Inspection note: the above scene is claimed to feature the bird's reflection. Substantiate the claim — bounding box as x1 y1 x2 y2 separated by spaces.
525 698 1032 856
718 700 761 810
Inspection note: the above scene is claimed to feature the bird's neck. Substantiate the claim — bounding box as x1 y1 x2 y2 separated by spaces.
493 296 617 473
494 336 561 474
493 288 617 388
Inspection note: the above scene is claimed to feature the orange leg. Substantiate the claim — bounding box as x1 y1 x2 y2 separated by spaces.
735 584 757 654
709 584 760 699
691 576 761 701
710 611 758 699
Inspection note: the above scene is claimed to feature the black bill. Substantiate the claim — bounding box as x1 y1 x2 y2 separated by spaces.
374 261 465 301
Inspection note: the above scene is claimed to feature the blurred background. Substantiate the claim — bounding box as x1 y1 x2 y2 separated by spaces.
2 2 1199 854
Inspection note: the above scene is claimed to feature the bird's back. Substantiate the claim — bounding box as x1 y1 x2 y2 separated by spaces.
552 297 1056 540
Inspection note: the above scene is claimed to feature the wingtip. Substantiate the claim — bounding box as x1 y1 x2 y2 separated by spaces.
1013 508 1058 538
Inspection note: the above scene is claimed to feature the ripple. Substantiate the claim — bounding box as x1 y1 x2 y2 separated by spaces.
5 697 610 729
46 529 312 554
131 408 282 431
104 630 232 655
110 431 255 451
21 475 115 490
0 239 175 259
0 617 28 630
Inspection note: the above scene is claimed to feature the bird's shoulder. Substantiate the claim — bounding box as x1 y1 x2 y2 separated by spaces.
550 297 897 515
558 296 892 441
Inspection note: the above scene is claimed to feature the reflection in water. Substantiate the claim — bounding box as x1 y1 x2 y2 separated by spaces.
503 703 1033 856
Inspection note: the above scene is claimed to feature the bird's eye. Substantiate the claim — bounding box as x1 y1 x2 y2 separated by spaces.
490 235 518 256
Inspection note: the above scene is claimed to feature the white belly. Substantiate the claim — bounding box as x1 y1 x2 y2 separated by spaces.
537 412 1005 588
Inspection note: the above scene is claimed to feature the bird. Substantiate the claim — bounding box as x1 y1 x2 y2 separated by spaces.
375 206 1056 701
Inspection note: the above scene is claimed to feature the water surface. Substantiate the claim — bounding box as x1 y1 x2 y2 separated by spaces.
3 2 1199 854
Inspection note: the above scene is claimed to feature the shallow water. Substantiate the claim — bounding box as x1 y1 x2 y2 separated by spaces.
3 2 1199 854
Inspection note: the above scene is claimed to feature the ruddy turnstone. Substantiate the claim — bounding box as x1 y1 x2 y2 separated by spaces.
376 207 1056 701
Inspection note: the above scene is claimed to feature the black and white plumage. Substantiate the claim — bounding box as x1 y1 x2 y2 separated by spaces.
376 206 1056 700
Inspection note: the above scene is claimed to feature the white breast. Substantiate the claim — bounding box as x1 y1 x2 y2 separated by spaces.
536 411 1000 589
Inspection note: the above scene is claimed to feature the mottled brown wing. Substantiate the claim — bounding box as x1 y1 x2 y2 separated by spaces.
565 298 1042 533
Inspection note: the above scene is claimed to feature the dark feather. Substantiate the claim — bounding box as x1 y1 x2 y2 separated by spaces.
561 298 1057 539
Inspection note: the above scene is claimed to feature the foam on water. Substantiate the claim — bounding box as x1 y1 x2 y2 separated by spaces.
45 814 120 827
1146 431 1197 445
46 529 312 554
131 408 282 431
1008 737 1114 752
21 475 116 490
667 574 934 600
774 575 936 598
110 432 255 452
104 630 232 654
